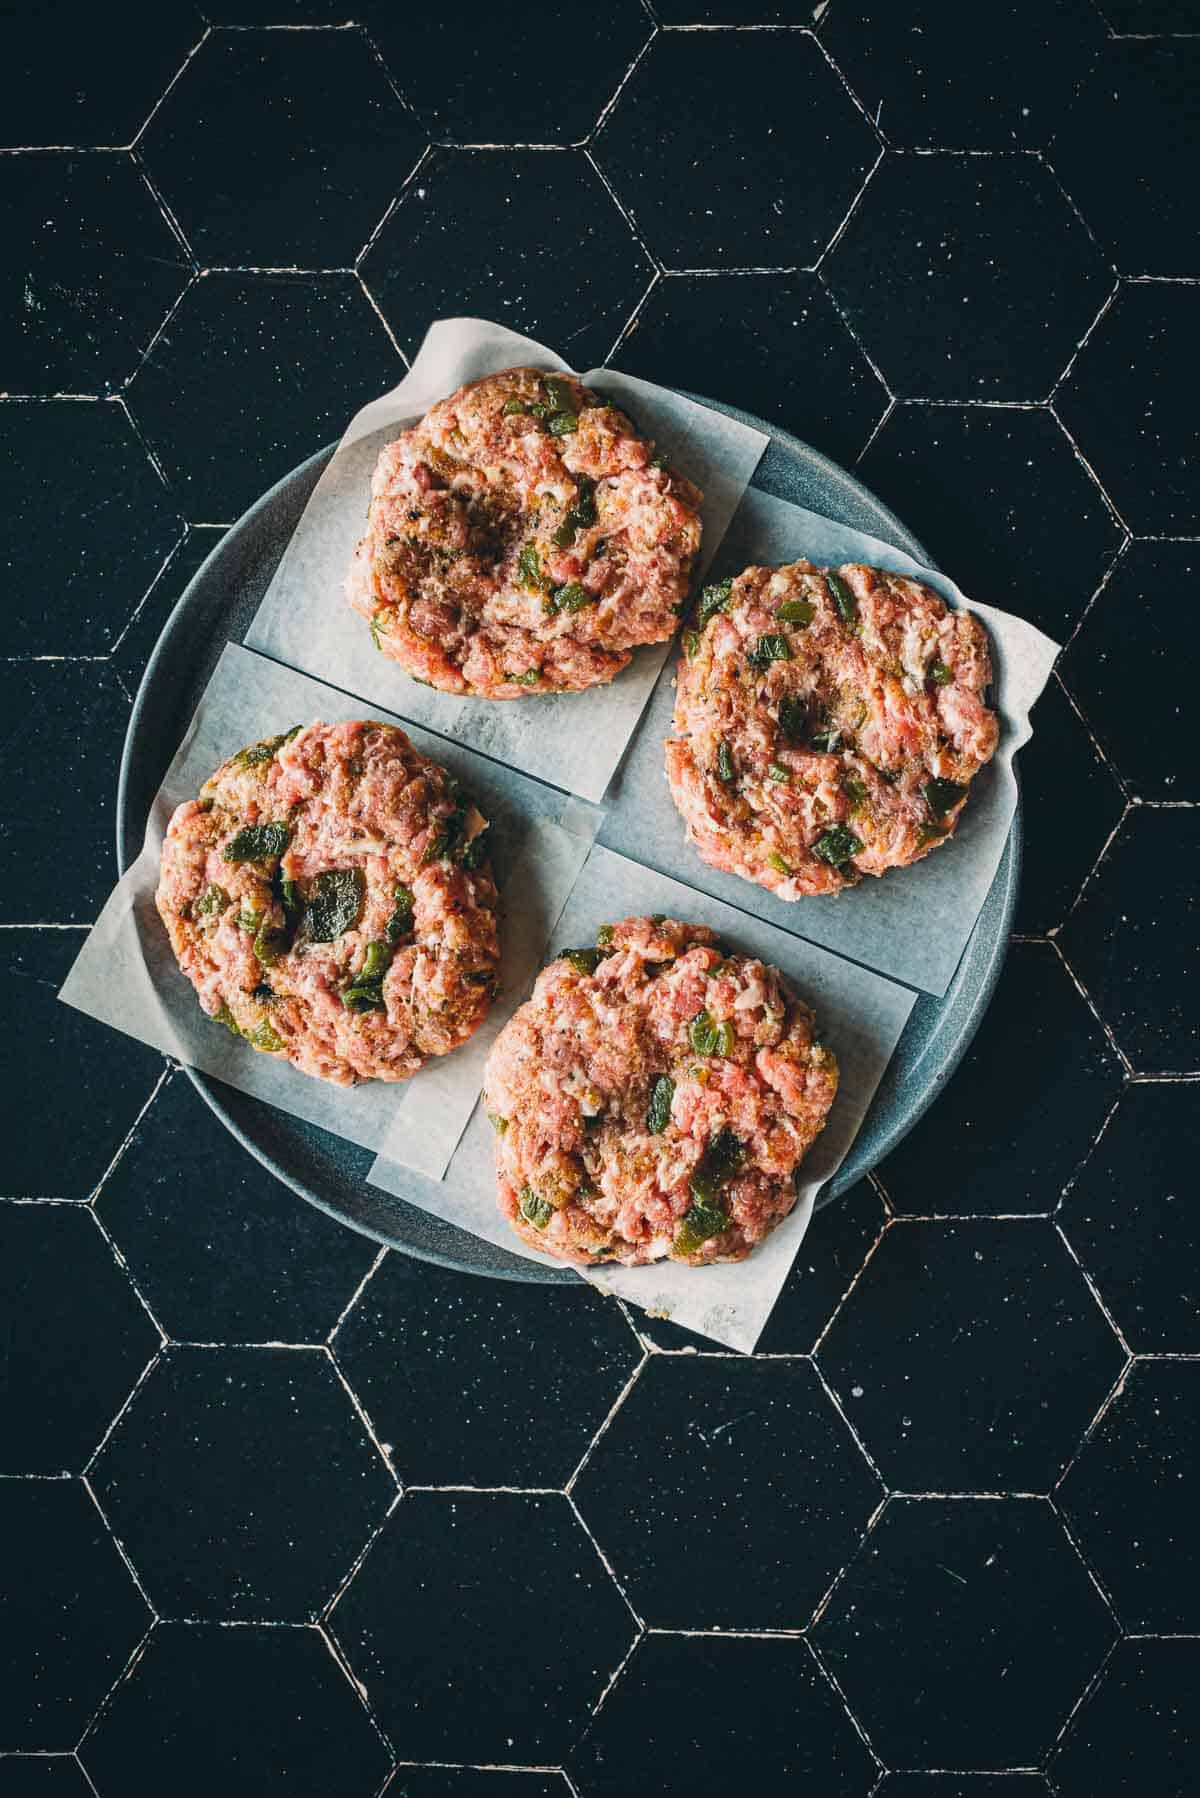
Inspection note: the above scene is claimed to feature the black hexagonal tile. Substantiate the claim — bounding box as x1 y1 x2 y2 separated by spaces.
818 1219 1124 1493
98 1076 377 1346
1 400 182 655
877 943 1124 1214
382 1773 565 1798
1055 283 1200 535
90 1347 395 1621
0 153 189 395
1052 41 1200 277
1062 543 1198 801
0 935 164 1202
367 1 651 146
79 1624 391 1798
332 1250 640 1487
110 525 226 693
0 1759 93 1796
361 150 653 372
0 6 202 148
125 273 400 520
0 661 134 924
613 272 888 464
1059 809 1200 1072
328 1492 635 1763
1058 1359 1200 1631
825 156 1113 401
141 30 423 270
1050 1636 1200 1798
572 1357 881 1629
813 1498 1115 1768
569 1633 876 1798
879 1781 1048 1797
1059 1083 1200 1353
593 31 879 268
0 1206 159 1476
0 1480 149 1748
824 0 1103 150
856 403 1124 639
1012 677 1125 936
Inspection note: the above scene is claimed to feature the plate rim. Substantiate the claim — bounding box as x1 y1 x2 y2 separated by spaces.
118 402 1019 1282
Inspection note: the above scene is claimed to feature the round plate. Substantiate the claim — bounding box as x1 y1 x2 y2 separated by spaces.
119 396 1018 1284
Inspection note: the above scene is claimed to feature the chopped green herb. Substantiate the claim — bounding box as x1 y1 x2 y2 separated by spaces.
813 824 864 867
223 822 290 864
696 578 733 628
547 410 579 436
596 923 615 949
683 629 702 660
826 571 858 624
929 658 953 685
843 776 869 805
551 580 593 614
767 761 791 784
778 694 807 742
924 777 967 817
385 883 414 943
519 1187 555 1230
487 1112 509 1135
673 1200 732 1257
746 634 792 670
689 1011 721 1056
194 883 229 917
562 947 603 976
716 739 736 784
689 1127 744 1208
767 851 791 877
246 1020 284 1052
507 669 541 686
502 398 527 416
646 1074 675 1135
303 868 364 943
777 598 815 626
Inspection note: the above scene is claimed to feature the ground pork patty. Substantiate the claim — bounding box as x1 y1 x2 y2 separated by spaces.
665 559 1001 899
155 720 499 1086
483 915 838 1266
346 366 704 698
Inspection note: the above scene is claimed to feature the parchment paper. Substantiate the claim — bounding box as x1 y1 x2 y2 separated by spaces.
59 644 601 1155
243 317 768 805
368 844 917 1354
600 486 1060 996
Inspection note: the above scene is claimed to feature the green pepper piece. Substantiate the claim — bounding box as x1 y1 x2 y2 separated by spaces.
813 824 864 867
689 1011 720 1056
682 629 702 660
716 740 735 784
507 669 541 686
232 733 288 770
212 1002 241 1036
279 877 300 924
341 979 387 1014
826 571 858 624
420 806 467 867
596 923 615 949
487 1112 508 1135
746 634 792 670
236 908 262 933
689 1127 744 1207
518 544 545 593
303 867 364 942
369 610 388 651
714 1020 735 1057
544 376 575 413
194 883 229 917
673 1199 732 1256
767 851 791 877
843 776 869 805
562 947 603 976
552 581 593 614
247 1020 284 1052
253 919 288 968
777 598 815 626
767 761 791 783
778 694 807 742
223 821 291 864
646 1073 675 1135
460 829 490 872
502 398 527 416
547 411 578 436
519 1187 555 1229
809 724 842 754
696 578 733 628
917 822 951 847
924 777 967 817
385 883 415 942
360 940 393 982
929 658 953 686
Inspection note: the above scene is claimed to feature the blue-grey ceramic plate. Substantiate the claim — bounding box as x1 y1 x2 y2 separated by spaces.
118 396 1018 1284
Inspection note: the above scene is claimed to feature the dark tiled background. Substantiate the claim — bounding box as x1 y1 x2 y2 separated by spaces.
1 1 1197 1793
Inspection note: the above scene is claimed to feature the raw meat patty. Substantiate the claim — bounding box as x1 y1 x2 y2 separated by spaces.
483 915 838 1266
156 720 499 1086
346 366 704 697
666 559 1000 898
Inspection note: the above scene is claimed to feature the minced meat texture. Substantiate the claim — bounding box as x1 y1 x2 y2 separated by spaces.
346 366 704 698
666 559 1000 898
156 720 499 1086
483 915 838 1266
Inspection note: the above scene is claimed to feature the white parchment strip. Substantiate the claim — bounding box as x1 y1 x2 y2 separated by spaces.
242 317 768 804
58 643 601 1155
600 485 1061 997
368 844 917 1354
